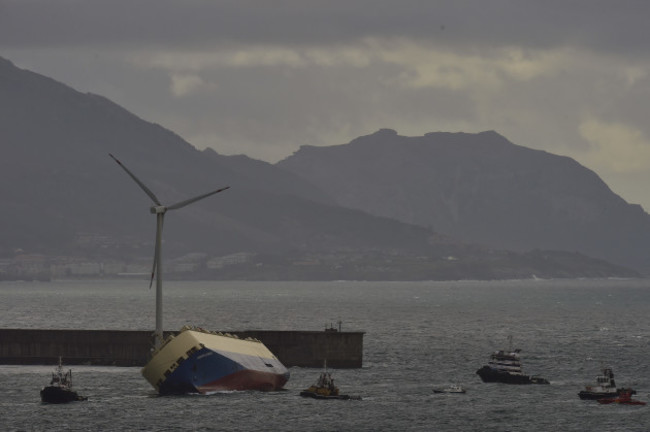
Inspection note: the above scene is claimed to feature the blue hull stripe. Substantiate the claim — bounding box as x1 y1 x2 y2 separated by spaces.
159 347 287 394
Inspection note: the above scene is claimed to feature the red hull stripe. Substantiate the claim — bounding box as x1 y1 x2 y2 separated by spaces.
197 369 289 393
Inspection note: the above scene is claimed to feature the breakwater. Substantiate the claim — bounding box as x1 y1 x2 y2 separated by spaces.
0 329 363 368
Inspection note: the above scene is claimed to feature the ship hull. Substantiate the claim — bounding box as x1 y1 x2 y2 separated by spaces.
142 329 290 395
578 388 635 400
299 390 355 400
476 366 549 385
578 391 618 400
40 386 85 403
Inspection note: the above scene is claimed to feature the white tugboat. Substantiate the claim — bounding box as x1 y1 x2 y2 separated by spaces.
433 384 466 394
578 367 635 400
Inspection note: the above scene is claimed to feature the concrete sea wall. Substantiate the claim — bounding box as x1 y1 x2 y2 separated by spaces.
0 329 364 368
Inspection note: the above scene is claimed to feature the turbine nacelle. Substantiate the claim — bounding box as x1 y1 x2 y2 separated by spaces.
151 206 167 214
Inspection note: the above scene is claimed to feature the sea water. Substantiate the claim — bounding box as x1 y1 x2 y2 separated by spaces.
1 278 649 431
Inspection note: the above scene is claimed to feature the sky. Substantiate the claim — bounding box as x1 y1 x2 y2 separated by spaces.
2 0 650 209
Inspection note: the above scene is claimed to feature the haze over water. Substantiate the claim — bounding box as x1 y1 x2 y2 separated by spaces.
2 279 649 431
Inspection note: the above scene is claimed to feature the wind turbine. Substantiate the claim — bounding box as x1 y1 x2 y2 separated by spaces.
109 154 229 349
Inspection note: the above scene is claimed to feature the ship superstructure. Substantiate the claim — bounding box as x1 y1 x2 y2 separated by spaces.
486 349 524 374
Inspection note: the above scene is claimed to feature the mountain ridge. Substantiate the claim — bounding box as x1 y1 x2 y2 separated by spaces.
278 129 650 273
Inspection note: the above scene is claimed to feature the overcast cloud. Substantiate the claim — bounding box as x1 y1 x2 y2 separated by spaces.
2 0 650 209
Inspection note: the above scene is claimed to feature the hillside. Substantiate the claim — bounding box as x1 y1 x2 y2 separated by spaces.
278 129 650 273
0 57 430 260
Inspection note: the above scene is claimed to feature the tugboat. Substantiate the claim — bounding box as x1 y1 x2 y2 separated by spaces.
597 390 646 406
578 367 636 400
40 358 87 403
433 384 466 394
299 361 360 400
476 337 549 385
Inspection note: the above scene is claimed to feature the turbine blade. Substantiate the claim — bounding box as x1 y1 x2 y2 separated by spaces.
167 186 230 211
149 261 156 289
109 154 162 206
149 215 164 288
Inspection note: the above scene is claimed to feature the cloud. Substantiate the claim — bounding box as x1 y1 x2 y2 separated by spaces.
3 1 650 56
4 1 650 210
170 73 214 97
376 40 572 92
579 118 650 173
127 42 378 74
621 66 648 87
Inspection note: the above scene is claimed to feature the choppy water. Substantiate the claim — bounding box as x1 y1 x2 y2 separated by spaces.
2 278 650 431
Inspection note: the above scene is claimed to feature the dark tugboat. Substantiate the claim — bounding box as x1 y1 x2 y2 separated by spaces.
476 337 549 385
299 361 360 400
578 367 636 400
40 358 87 403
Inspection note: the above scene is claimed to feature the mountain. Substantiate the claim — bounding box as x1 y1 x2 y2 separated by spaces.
277 129 650 273
0 57 638 280
0 57 431 260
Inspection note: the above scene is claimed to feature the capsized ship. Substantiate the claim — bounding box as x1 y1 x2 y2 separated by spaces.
142 326 289 394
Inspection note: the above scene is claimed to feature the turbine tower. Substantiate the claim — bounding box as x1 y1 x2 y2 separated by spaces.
109 154 229 349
